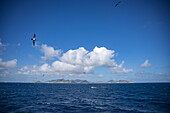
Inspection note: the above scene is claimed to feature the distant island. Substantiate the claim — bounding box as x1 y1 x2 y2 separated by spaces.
33 79 134 84
47 79 89 83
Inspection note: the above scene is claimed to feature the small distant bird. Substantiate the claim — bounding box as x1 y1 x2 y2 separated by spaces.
115 1 121 7
31 34 36 46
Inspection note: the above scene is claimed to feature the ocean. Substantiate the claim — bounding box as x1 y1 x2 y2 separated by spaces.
0 83 170 113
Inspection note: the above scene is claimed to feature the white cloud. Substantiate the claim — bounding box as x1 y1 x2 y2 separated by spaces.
0 58 17 71
51 61 93 74
60 46 116 66
39 64 51 72
111 61 133 73
18 46 132 76
60 47 88 65
18 61 94 76
86 47 116 66
41 44 61 60
141 59 151 67
18 65 39 75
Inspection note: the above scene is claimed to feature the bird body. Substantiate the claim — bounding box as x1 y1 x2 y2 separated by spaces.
31 34 36 46
31 38 36 41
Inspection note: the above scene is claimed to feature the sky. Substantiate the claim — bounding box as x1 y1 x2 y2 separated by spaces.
0 0 170 82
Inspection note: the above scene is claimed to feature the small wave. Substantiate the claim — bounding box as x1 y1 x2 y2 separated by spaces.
91 86 97 89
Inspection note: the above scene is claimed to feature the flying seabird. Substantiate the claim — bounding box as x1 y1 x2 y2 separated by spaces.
115 1 121 7
31 34 36 46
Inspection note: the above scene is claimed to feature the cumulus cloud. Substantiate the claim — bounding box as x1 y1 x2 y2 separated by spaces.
60 46 116 66
51 61 93 74
60 47 88 65
18 46 132 76
141 59 151 67
39 64 51 72
111 61 133 73
0 58 17 71
18 61 94 76
41 44 61 60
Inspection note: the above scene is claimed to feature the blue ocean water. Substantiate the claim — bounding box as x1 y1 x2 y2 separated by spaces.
0 83 170 113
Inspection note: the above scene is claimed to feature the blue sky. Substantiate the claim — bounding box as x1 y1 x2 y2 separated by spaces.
0 0 170 82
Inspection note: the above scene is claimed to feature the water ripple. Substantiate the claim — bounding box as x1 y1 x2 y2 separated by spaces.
0 83 170 113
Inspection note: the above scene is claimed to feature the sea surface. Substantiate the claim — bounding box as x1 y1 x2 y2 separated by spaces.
0 83 170 113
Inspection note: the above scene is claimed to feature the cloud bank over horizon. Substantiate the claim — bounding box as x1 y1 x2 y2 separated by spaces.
17 44 132 76
0 42 169 82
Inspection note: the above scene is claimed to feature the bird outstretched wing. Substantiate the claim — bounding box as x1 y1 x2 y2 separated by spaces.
115 1 121 7
33 34 36 38
33 40 35 46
